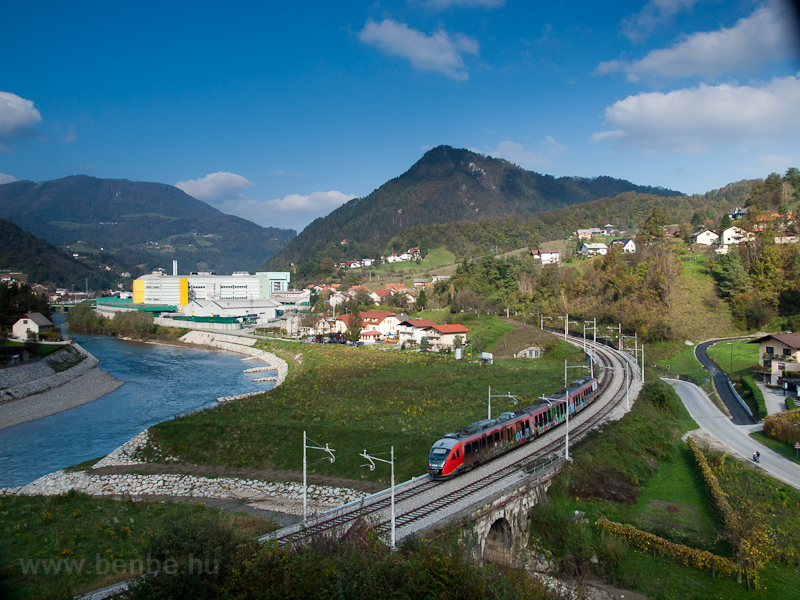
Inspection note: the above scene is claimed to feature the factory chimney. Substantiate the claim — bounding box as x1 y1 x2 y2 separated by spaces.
173 260 178 277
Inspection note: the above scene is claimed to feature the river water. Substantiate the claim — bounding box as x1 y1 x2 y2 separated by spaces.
0 317 276 488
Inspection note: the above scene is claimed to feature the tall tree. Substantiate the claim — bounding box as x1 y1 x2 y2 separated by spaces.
345 302 363 343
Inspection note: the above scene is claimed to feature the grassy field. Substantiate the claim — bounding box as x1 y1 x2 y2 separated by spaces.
146 336 584 484
366 247 456 277
0 492 276 600
706 337 759 376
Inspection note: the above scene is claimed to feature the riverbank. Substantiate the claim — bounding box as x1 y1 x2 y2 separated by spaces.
0 342 123 431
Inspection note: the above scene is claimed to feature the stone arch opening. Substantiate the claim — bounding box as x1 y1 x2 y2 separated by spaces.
482 517 514 565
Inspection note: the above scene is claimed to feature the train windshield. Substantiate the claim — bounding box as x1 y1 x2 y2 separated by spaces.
429 448 449 459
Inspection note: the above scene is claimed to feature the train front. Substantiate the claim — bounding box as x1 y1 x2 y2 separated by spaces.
427 437 461 480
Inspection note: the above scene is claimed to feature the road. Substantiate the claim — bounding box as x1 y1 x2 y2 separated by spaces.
664 378 800 490
695 339 754 425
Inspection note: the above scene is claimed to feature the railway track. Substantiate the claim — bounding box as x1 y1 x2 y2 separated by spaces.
262 335 641 547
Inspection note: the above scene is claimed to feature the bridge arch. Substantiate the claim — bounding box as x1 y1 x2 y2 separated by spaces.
482 517 514 565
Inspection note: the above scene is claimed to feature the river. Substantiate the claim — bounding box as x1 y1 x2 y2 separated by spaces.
0 316 276 488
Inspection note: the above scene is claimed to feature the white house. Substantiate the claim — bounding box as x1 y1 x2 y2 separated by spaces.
580 243 608 257
690 229 719 246
721 226 754 246
531 249 560 265
333 310 401 339
12 313 55 340
610 238 636 254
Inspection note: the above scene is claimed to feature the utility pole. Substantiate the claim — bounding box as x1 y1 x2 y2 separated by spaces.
564 360 591 461
360 448 396 548
303 432 336 521
488 386 516 420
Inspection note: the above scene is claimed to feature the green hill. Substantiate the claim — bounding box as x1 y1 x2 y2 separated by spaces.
0 218 117 288
267 145 682 268
0 175 296 274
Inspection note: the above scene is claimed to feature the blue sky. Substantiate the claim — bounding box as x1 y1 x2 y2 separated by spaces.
2 0 800 232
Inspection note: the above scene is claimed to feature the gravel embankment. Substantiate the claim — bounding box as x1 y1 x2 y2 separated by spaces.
0 343 123 430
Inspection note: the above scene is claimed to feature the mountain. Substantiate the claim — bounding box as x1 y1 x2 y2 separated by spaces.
0 175 296 274
0 218 117 288
267 145 682 267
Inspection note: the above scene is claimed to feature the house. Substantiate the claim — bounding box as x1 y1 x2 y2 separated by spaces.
396 319 470 349
576 228 604 240
431 323 471 348
720 226 754 246
385 283 406 294
749 333 800 391
775 231 800 244
333 310 402 340
690 229 719 246
369 289 392 304
12 313 55 340
664 225 681 238
530 249 560 265
610 238 636 254
728 207 748 221
580 243 608 257
397 319 439 345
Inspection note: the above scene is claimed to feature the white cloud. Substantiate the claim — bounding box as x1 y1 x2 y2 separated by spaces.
266 190 356 212
0 91 42 149
175 172 254 203
487 137 566 170
213 190 356 232
0 172 18 184
600 2 800 81
424 0 505 8
621 0 700 43
359 19 479 80
593 75 800 152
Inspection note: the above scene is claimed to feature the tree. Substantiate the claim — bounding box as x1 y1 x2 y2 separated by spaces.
345 303 363 343
416 289 427 311
639 207 668 243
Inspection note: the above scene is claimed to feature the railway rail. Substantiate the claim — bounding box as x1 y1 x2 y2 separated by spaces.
262 335 641 547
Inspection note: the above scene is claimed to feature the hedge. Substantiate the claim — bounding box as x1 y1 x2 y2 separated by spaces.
740 375 767 421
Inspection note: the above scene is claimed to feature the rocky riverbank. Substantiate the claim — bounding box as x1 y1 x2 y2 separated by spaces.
0 342 123 430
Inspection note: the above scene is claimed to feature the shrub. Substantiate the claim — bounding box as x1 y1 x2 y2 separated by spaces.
740 375 767 421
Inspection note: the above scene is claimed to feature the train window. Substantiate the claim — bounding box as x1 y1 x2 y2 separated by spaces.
480 438 486 449
465 444 472 456
456 449 460 458
494 432 499 443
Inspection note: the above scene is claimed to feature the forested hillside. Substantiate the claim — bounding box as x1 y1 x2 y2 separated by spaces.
267 145 681 268
0 175 296 274
0 219 117 289
386 180 755 258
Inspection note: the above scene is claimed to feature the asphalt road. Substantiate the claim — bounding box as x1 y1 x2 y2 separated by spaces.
665 378 800 490
695 339 755 425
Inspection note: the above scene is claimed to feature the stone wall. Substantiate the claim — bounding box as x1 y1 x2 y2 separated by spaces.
0 342 97 403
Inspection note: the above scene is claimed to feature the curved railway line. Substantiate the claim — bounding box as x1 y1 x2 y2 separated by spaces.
262 335 642 547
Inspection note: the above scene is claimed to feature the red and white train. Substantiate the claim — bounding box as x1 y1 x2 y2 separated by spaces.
427 376 599 480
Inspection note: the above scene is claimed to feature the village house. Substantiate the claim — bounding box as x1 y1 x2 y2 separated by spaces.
720 226 754 246
396 319 470 349
749 333 800 392
12 313 55 340
775 231 800 244
580 242 608 257
690 228 719 246
530 249 560 265
333 310 402 340
609 238 636 254
576 228 604 240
